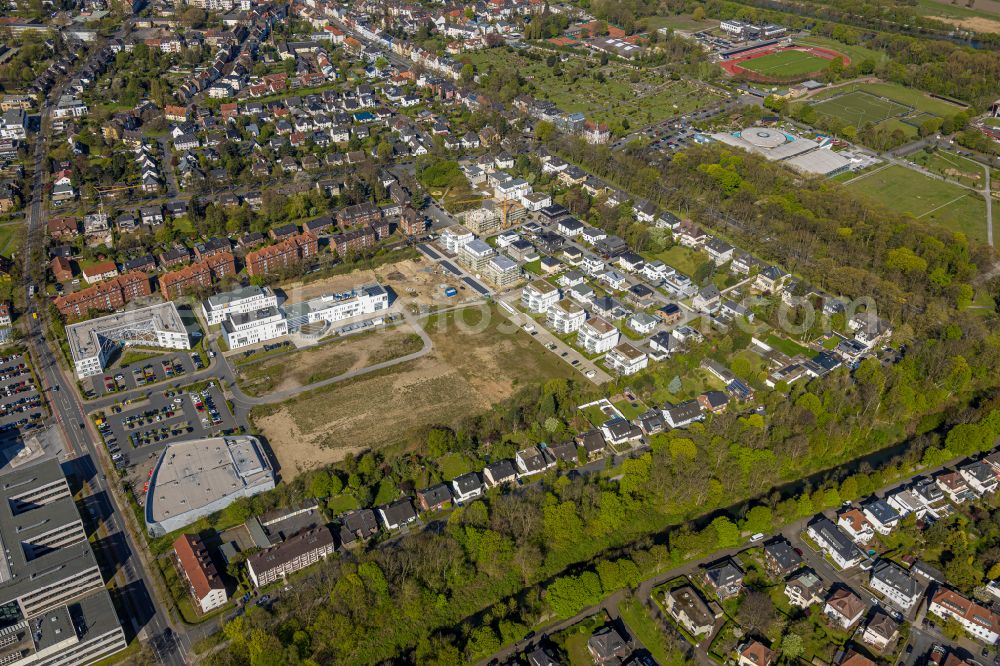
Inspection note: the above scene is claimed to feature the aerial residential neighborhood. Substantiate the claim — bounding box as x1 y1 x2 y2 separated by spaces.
0 0 996 663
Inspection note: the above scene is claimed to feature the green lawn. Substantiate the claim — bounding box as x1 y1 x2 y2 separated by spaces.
795 36 888 66
647 245 706 278
0 223 25 256
765 334 812 358
642 14 715 32
613 397 648 420
740 50 834 78
813 81 967 117
326 494 360 515
846 165 988 242
436 452 476 481
909 149 987 189
618 598 681 665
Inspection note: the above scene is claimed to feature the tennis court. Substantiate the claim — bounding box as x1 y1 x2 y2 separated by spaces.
812 90 912 126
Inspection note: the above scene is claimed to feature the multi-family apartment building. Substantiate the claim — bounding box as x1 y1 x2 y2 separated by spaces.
245 233 318 277
159 252 236 300
246 526 336 588
174 533 228 613
577 316 619 354
53 271 151 318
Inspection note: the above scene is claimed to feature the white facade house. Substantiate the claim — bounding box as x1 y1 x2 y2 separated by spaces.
806 518 863 570
861 498 900 535
929 588 1000 644
203 285 278 325
521 280 560 314
869 560 922 612
577 317 619 354
283 284 389 329
222 307 289 350
546 299 586 334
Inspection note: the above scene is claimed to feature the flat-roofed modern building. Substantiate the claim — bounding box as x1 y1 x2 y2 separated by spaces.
246 526 335 588
481 255 520 288
457 239 495 274
577 316 619 354
145 436 276 537
202 285 278 325
282 284 389 331
546 298 586 334
67 302 190 379
521 279 560 314
605 342 649 376
222 306 288 350
0 459 127 664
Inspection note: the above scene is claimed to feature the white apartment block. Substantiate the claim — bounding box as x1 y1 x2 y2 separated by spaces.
482 255 521 288
203 285 278 325
222 307 289 350
605 342 648 376
577 316 619 355
546 298 586 334
521 280 560 314
283 284 389 330
247 527 335 588
440 226 473 253
869 560 922 612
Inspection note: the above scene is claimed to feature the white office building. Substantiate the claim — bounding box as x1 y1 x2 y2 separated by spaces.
283 284 389 330
203 285 279 325
67 303 191 379
222 307 289 350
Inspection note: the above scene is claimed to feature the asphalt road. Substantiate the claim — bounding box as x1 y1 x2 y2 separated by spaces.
18 24 190 666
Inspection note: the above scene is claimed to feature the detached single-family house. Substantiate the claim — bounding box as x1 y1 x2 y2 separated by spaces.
451 472 484 503
861 611 900 651
870 559 922 612
663 585 717 637
861 498 900 535
379 498 418 530
785 570 824 608
703 558 744 600
483 460 518 487
824 587 866 629
807 517 864 570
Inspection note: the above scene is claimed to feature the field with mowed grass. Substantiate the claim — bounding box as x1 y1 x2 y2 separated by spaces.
846 165 988 242
252 305 577 478
739 50 834 78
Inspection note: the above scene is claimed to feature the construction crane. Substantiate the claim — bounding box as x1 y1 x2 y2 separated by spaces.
498 198 516 229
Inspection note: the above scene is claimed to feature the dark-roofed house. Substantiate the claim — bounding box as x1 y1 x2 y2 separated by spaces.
807 517 863 570
704 558 744 599
516 446 554 477
861 610 899 651
526 646 561 666
549 441 578 464
340 509 379 546
764 538 802 576
452 472 484 504
588 626 630 664
664 400 703 428
576 429 606 460
869 559 921 611
698 390 729 414
246 526 335 587
416 484 452 513
483 460 518 488
663 585 716 637
379 498 418 530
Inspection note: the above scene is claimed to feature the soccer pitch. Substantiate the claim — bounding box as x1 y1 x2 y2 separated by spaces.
739 50 832 77
812 90 912 126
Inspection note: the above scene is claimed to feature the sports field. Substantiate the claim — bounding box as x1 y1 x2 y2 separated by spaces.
812 90 911 127
846 165 988 242
738 50 833 77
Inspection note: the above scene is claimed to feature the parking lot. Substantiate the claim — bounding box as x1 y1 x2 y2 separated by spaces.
0 353 45 434
93 383 237 480
85 351 205 398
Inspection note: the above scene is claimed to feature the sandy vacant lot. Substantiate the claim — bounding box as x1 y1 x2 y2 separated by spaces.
237 327 424 396
931 14 1000 32
254 306 576 478
279 257 472 309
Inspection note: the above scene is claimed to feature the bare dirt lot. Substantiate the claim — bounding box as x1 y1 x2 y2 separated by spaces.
279 257 473 309
930 14 1000 32
236 327 424 396
253 306 577 478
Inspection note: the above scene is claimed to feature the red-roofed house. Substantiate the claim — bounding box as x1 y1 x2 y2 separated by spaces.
174 534 228 613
